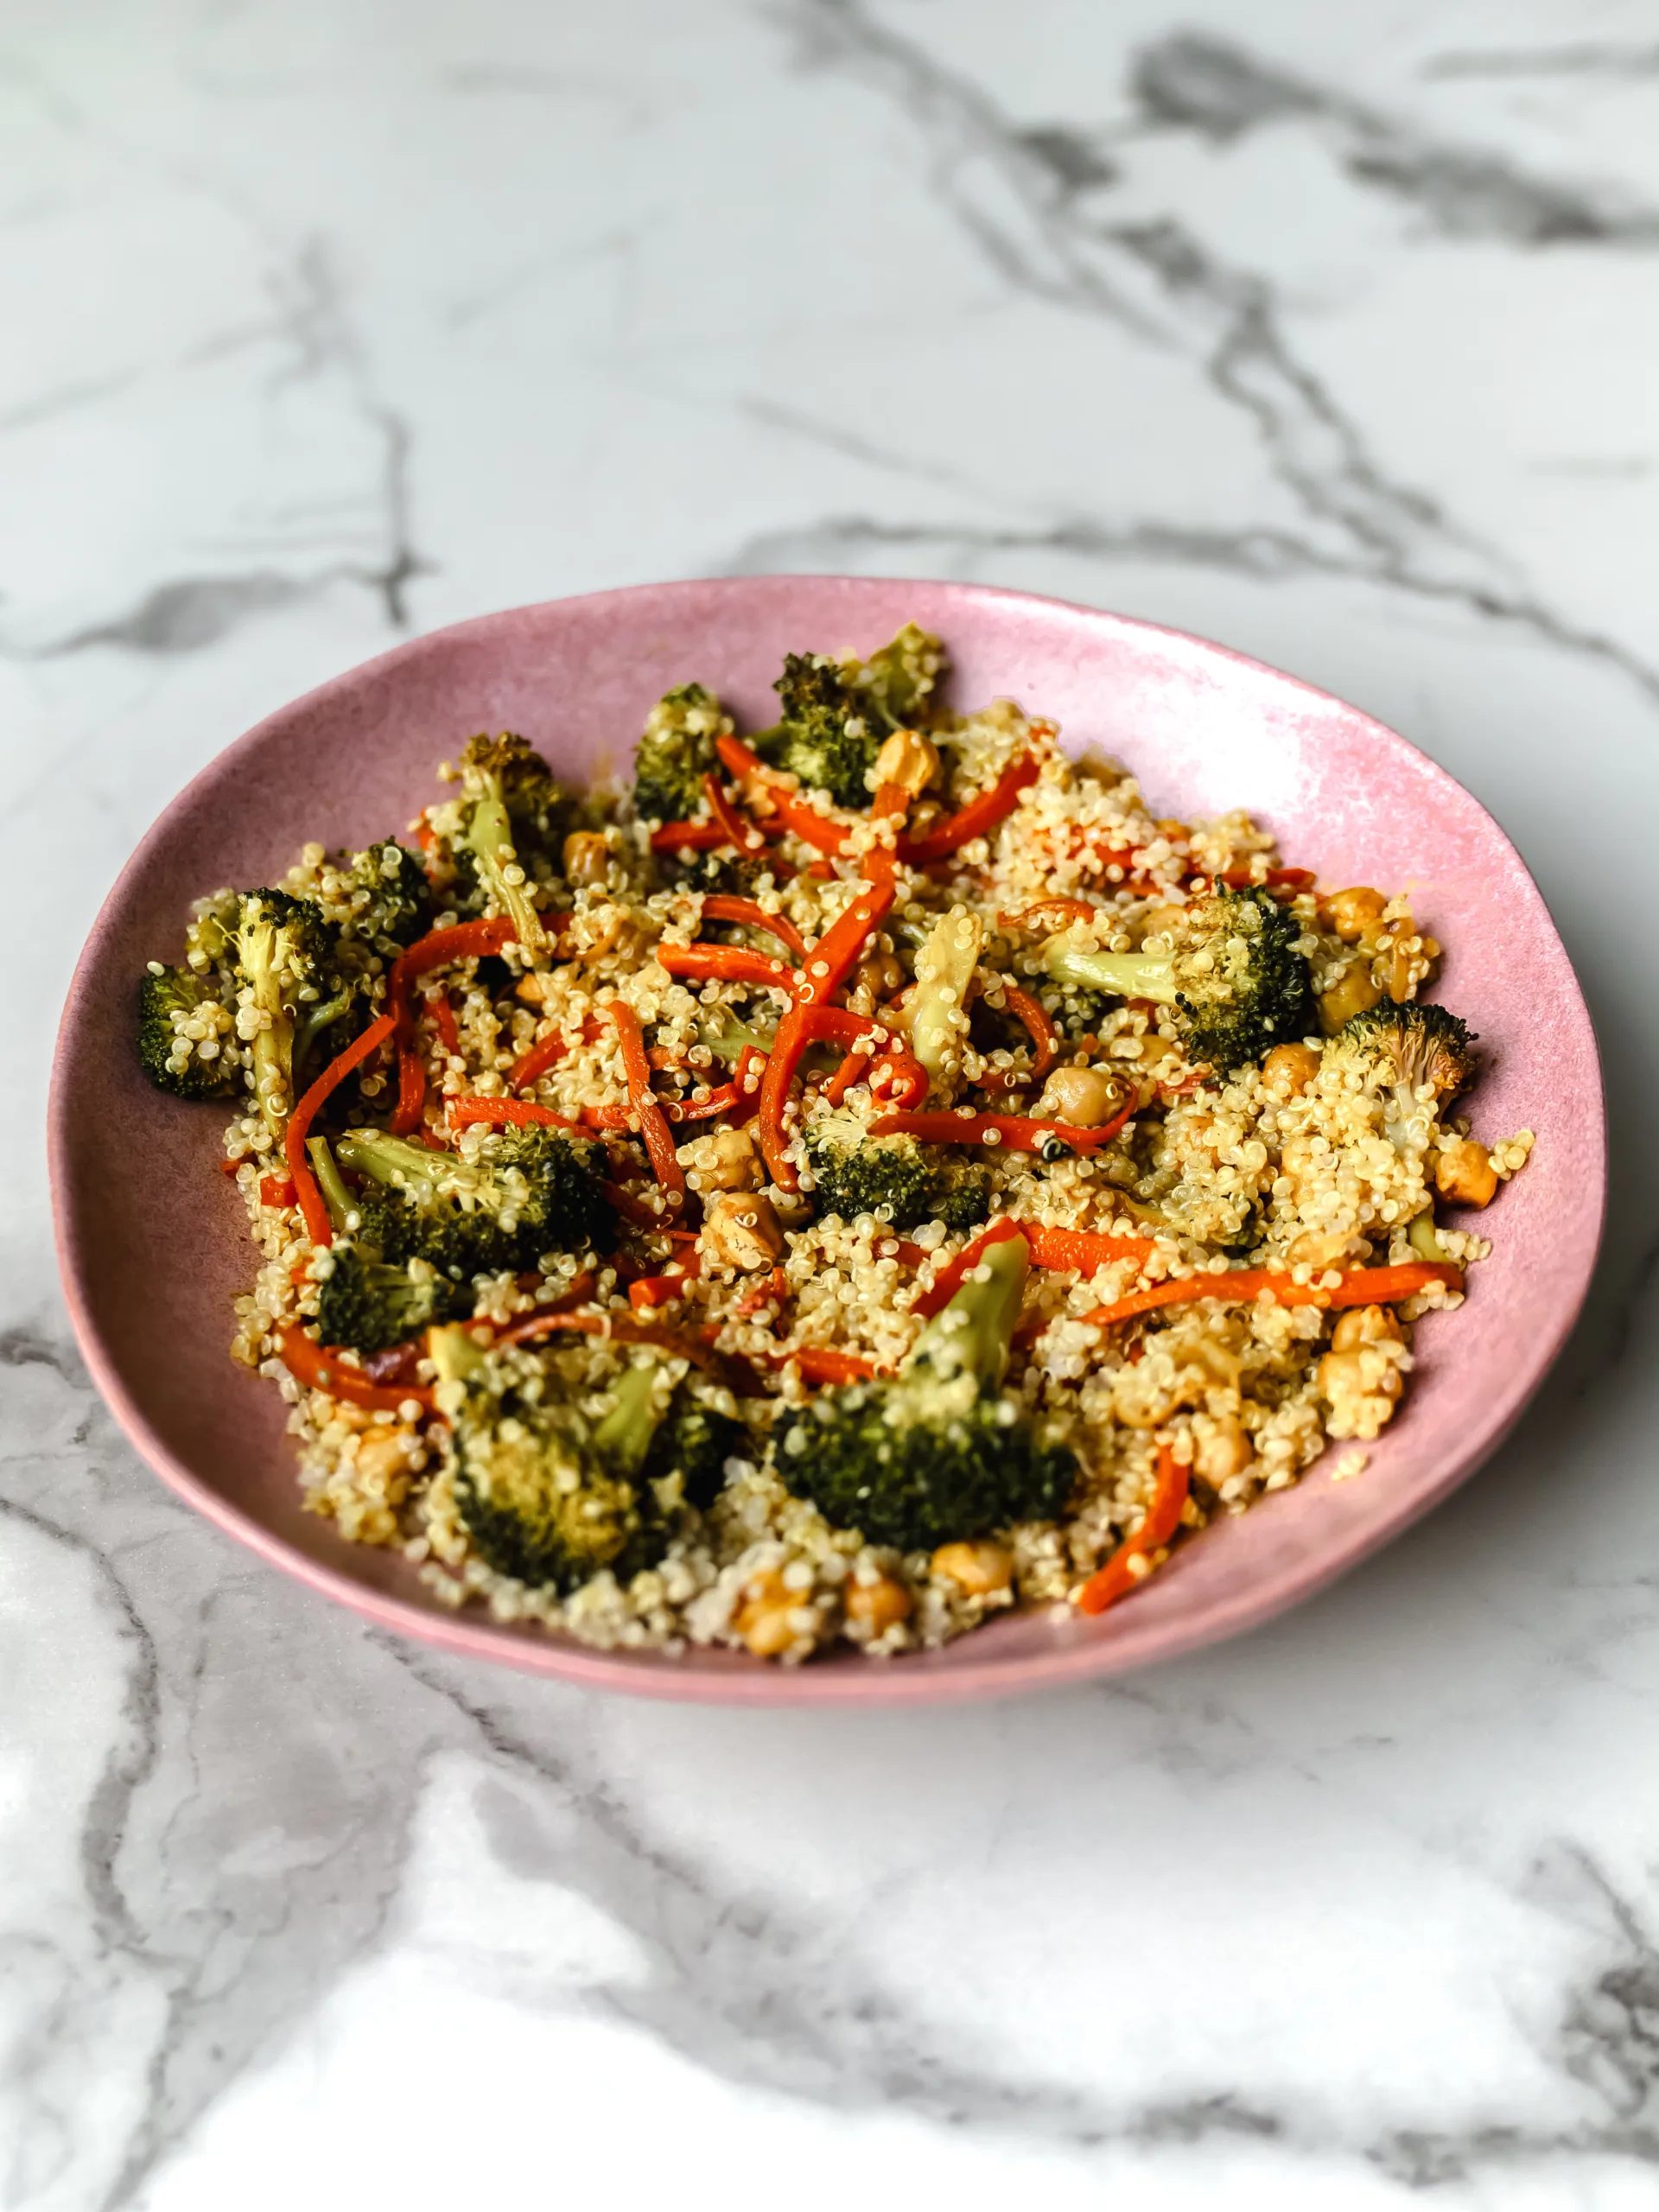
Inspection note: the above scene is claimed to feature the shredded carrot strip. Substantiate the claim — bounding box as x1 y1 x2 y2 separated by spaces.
276 1323 435 1414
698 771 765 855
699 894 809 961
715 734 851 855
734 1265 788 1318
909 1217 1031 1319
601 1179 673 1230
388 917 518 1136
492 1306 728 1376
629 1254 702 1312
770 1345 880 1386
604 1000 685 1215
1077 1446 1189 1615
424 991 461 1058
657 943 800 996
1078 1260 1464 1332
999 898 1099 932
868 1103 1133 1154
1022 1223 1156 1274
447 1096 585 1134
976 983 1059 1093
283 1010 398 1246
898 753 1040 866
510 1029 569 1091
649 819 723 853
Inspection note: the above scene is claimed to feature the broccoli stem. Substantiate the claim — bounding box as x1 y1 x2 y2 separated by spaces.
910 1232 1028 1390
237 907 298 1138
307 1135 355 1231
911 909 984 1091
462 782 547 957
335 1128 450 1193
292 987 355 1083
590 1360 664 1478
1043 944 1178 1004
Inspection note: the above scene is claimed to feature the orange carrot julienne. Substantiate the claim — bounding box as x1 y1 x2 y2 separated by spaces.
1077 1445 1188 1615
999 898 1099 932
510 1029 569 1091
699 894 809 960
976 982 1059 1093
868 1104 1134 1154
388 917 518 1136
657 943 800 996
604 1000 684 1214
276 1324 435 1415
493 1306 729 1376
447 1096 585 1134
702 772 766 855
1077 1260 1464 1332
898 752 1040 865
771 1345 880 1386
283 1010 397 1246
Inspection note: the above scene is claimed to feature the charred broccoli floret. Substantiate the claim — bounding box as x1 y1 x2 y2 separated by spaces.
136 967 238 1099
346 838 432 949
315 1243 469 1353
232 888 334 1138
1040 886 1311 1071
430 1332 665 1589
335 1124 613 1279
758 626 947 808
456 732 563 955
641 1384 747 1510
632 683 728 827
783 1232 1076 1551
1325 1002 1477 1144
807 1111 990 1233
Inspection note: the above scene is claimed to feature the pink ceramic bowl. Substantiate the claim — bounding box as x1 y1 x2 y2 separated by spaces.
50 579 1604 1703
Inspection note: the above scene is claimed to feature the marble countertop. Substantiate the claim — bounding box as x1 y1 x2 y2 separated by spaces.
5 3 1658 2205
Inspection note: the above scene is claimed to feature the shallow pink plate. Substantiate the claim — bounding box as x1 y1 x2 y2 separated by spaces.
50 579 1604 1703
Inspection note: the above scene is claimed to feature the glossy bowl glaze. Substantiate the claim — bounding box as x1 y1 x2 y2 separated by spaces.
49 579 1604 1702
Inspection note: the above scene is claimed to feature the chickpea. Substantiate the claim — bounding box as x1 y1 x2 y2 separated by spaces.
1137 902 1188 944
853 950 904 1001
1318 1344 1403 1404
354 1427 416 1483
562 830 611 887
1324 887 1388 944
931 1540 1014 1599
872 727 940 798
687 1125 763 1194
843 1572 913 1637
1262 1041 1321 1098
1332 1304 1404 1351
1434 1136 1498 1209
1192 1419 1254 1489
1034 1064 1129 1128
1286 1228 1356 1271
700 1191 785 1271
734 1569 810 1657
1318 962 1382 1034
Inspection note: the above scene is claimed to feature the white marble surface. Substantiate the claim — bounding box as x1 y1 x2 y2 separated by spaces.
4 3 1659 2204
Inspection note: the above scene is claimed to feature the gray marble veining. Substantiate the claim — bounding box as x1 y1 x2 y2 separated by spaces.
4 4 1659 2205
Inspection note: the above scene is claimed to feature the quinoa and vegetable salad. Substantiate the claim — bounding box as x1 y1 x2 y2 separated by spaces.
137 624 1534 1662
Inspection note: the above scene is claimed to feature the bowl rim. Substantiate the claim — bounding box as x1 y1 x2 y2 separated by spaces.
48 575 1606 1704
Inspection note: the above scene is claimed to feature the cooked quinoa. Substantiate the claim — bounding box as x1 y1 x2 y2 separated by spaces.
138 623 1532 1662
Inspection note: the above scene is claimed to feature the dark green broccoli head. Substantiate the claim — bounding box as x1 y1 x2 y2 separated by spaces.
430 1333 666 1589
346 839 432 948
762 653 882 807
806 1114 990 1234
783 1233 1076 1550
137 967 238 1100
315 1243 469 1353
335 1124 614 1279
1042 886 1312 1071
850 622 946 731
1329 1001 1477 1103
632 683 727 827
642 1384 747 1511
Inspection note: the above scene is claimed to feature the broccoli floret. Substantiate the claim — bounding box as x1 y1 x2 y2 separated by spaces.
335 1124 613 1278
807 1111 989 1234
315 1243 469 1353
850 621 946 730
429 1335 670 1589
632 683 728 827
137 967 238 1100
760 653 882 808
783 1232 1076 1551
456 732 563 955
233 888 334 1138
641 1383 747 1510
1040 886 1311 1072
346 839 432 948
1326 1002 1477 1146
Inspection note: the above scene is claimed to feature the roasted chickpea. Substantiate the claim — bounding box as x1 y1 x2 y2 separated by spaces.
1286 1228 1356 1271
1434 1136 1498 1209
1192 1419 1254 1489
700 1191 785 1271
1318 962 1382 1033
1324 887 1388 943
687 1125 763 1195
931 1540 1014 1599
1332 1304 1403 1351
1034 1064 1128 1128
734 1569 811 1656
562 830 611 887
1261 1041 1321 1097
872 727 940 798
843 1572 913 1637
